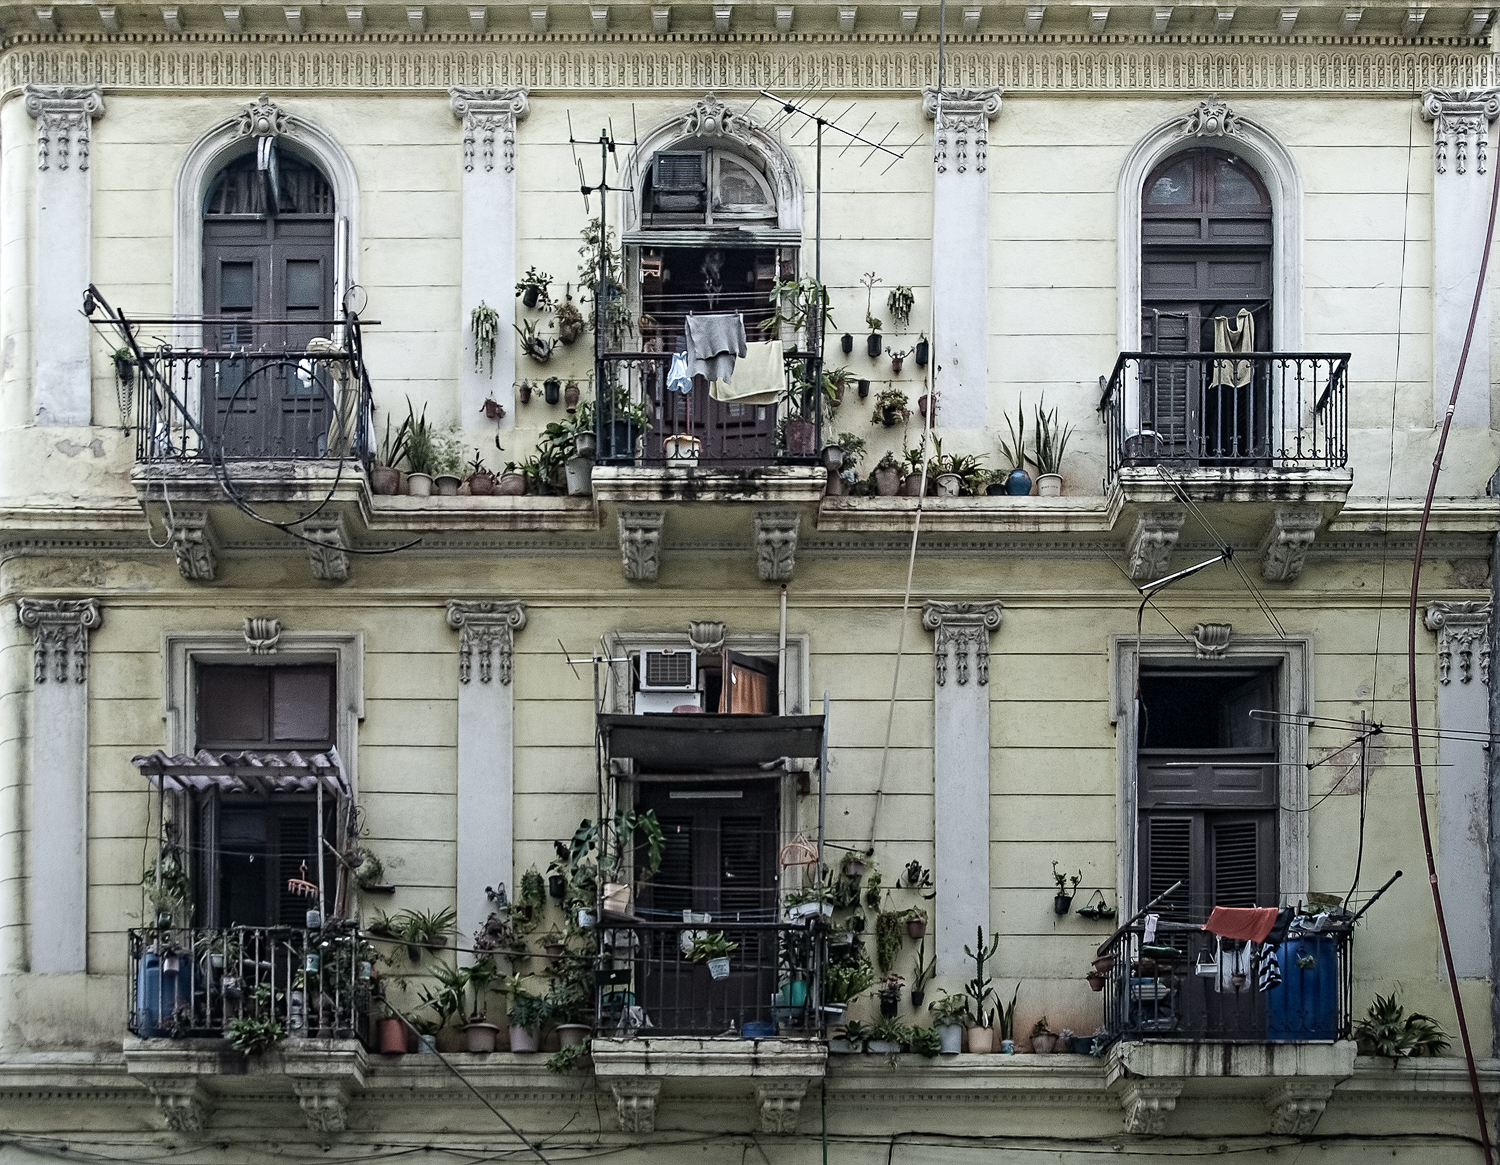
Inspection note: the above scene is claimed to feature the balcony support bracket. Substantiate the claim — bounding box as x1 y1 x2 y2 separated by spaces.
609 1077 661 1133
755 510 799 581
619 509 665 582
1116 1077 1182 1134
1264 1079 1335 1135
1259 506 1321 582
756 1080 808 1133
305 516 350 582
1125 507 1185 582
144 1076 213 1132
170 510 219 581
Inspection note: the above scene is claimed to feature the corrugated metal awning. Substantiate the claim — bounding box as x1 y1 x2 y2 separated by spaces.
132 747 349 798
598 713 824 772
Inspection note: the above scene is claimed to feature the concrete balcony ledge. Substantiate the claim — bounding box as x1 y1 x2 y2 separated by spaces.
590 465 828 507
591 1036 827 1133
817 494 1113 534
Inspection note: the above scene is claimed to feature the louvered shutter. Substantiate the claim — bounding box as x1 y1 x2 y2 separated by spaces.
719 816 768 919
1210 814 1276 909
1144 815 1194 923
1142 309 1196 458
276 810 315 926
652 816 696 917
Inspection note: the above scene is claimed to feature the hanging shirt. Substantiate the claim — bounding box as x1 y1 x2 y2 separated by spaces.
711 340 784 405
666 352 693 395
1210 308 1255 389
685 313 747 386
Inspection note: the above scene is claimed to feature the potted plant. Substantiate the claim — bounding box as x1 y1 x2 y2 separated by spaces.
393 906 457 961
824 365 853 410
519 380 533 405
888 347 911 375
872 387 909 428
461 958 503 1052
832 1019 871 1053
886 285 915 332
963 927 1000 1054
860 272 884 357
857 378 871 399
829 431 866 496
545 976 593 1048
911 939 935 1008
466 448 497 496
497 461 525 495
516 319 555 364
373 413 409 495
997 405 1031 497
433 430 465 496
997 986 1018 1053
506 981 549 1053
927 437 960 497
867 1015 908 1055
589 385 650 463
871 450 901 496
901 445 926 495
555 292 586 345
915 392 937 424
877 973 904 1018
377 1010 408 1055
914 334 929 367
905 908 928 941
471 301 500 376
1030 394 1074 497
564 380 581 413
1031 1017 1058 1055
1052 862 1082 915
515 265 553 311
689 932 739 980
841 333 854 355
929 993 967 1054
403 400 437 497
825 959 875 1017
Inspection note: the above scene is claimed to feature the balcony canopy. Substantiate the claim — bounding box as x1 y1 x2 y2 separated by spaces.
598 713 824 773
132 747 349 798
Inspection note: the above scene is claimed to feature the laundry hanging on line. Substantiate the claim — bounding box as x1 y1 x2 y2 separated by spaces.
1210 308 1255 388
710 340 783 405
685 313 747 386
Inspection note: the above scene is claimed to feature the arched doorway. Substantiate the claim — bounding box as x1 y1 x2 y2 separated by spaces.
202 145 337 456
1139 148 1272 463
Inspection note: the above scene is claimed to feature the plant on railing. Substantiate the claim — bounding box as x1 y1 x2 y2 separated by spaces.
515 266 554 312
555 288 586 345
825 958 875 1005
1353 993 1450 1058
471 302 501 376
142 834 193 926
886 285 915 332
579 218 630 348
391 906 457 962
686 932 739 962
227 983 286 1055
762 276 833 339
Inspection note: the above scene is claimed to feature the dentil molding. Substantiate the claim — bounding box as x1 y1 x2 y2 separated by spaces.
446 598 528 684
15 597 102 683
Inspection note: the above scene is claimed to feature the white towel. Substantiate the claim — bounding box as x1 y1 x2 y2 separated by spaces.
710 340 783 405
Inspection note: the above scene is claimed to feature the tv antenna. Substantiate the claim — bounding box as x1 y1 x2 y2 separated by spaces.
568 111 640 364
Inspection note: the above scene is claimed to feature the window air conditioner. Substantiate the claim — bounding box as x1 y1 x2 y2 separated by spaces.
639 648 697 692
652 151 707 192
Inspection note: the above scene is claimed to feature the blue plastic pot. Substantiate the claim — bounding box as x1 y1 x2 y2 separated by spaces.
1005 469 1032 496
742 1021 777 1039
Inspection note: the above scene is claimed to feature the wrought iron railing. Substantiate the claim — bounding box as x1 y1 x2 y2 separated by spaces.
594 351 823 469
594 919 825 1039
1098 351 1349 487
1097 920 1350 1046
128 925 373 1042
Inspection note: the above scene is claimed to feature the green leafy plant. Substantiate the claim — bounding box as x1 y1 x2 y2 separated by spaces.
515 318 556 364
860 271 884 333
376 413 411 469
142 836 192 923
433 428 465 478
555 296 587 343
872 387 909 426
909 1025 942 1058
1052 862 1083 896
869 1015 910 1047
403 399 437 476
929 992 968 1027
506 987 550 1035
997 403 1027 473
964 926 1001 1028
997 985 1019 1041
762 276 833 337
875 911 906 974
839 1019 872 1049
836 431 867 472
1030 394 1074 476
227 1015 285 1055
546 1043 590 1074
825 959 876 1005
912 938 936 996
471 301 500 376
515 266 554 312
1353 993 1451 1059
579 218 630 348
886 285 915 331
1031 1015 1053 1038
392 906 457 959
687 932 739 962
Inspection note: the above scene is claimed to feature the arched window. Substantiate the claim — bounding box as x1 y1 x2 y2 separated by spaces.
201 144 337 455
1140 148 1272 462
642 146 778 227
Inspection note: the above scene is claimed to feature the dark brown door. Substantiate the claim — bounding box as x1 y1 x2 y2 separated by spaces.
203 147 336 457
632 781 779 1034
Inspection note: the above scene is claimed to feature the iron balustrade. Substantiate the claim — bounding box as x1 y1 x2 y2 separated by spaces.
124 321 373 467
1098 351 1349 487
594 919 825 1039
1097 920 1351 1047
128 925 373 1042
594 351 824 468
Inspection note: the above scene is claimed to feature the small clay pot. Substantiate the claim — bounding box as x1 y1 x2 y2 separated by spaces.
901 473 925 496
519 382 533 405
906 918 927 940
371 466 401 495
564 381 581 412
483 398 504 420
1087 971 1106 992
874 466 900 496
435 474 463 497
468 472 496 496
498 472 526 495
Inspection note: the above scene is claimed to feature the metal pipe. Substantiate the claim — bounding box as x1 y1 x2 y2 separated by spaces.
778 584 788 716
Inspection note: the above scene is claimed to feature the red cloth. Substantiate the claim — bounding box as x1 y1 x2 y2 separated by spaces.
1203 906 1279 943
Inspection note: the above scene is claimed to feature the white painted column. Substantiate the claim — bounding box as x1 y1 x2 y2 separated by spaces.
24 86 104 427
1421 89 1499 429
921 88 1001 430
15 598 101 973
1425 601 1492 978
922 600 1003 974
449 88 529 429
446 600 527 964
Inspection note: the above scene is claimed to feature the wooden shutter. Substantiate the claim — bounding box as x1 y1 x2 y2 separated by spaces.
719 816 768 918
1142 308 1196 457
1143 815 1194 922
276 808 316 926
1210 814 1276 909
652 816 696 917
192 786 221 927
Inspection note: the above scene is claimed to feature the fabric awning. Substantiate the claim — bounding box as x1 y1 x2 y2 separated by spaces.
132 747 350 798
598 713 824 772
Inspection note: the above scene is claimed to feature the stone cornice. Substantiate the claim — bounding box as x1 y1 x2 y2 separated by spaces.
2 38 1497 95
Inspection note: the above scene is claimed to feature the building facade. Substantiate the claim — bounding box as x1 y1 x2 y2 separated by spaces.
3 0 1500 1160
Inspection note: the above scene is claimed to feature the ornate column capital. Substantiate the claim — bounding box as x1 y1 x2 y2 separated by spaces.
1425 600 1491 685
922 600 1003 686
23 84 104 172
448 86 530 173
1421 88 1500 175
921 87 1001 174
16 598 101 684
446 599 528 685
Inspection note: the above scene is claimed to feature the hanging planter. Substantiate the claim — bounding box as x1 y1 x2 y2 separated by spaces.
515 319 556 364
471 301 500 376
564 380 581 412
518 381 533 405
866 333 883 358
857 378 870 399
889 348 909 375
841 333 854 354
544 377 562 406
482 396 504 420
914 335 929 367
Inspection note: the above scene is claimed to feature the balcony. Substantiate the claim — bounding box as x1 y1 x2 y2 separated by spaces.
1099 351 1350 496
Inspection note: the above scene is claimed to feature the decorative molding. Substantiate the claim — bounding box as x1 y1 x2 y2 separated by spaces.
236 91 288 137
618 509 665 582
1421 87 1500 174
1259 506 1321 582
688 620 727 653
922 600 1003 686
756 1080 808 1133
16 598 101 684
922 86 1002 174
1181 93 1241 136
170 510 218 581
243 617 283 653
1264 1080 1334 1135
755 510 800 581
146 1077 212 1132
446 599 528 684
610 1078 661 1133
1118 1078 1181 1134
22 83 103 171
1125 508 1185 581
1192 621 1232 659
6 43 1500 98
1425 600 1491 685
448 85 529 173
304 517 350 582
292 1078 352 1133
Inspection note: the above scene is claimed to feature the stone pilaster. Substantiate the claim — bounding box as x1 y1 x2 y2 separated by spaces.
922 87 1001 429
16 598 100 973
450 87 529 428
1426 600 1492 978
24 85 104 426
922 600 1003 973
446 600 527 963
1422 89 1500 428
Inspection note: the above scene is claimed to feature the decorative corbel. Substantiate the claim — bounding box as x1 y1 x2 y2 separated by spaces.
1264 1079 1334 1135
23 84 105 171
756 1080 808 1133
170 511 219 581
243 617 283 654
448 87 530 174
1117 1078 1181 1134
146 1077 212 1132
619 509 665 582
1192 622 1232 659
610 1078 661 1133
1421 88 1500 176
688 620 727 653
1125 508 1185 582
755 511 800 581
292 1077 352 1133
304 517 350 582
1259 506 1321 582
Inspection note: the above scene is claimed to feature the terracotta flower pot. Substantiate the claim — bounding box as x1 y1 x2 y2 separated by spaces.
874 466 901 496
371 466 401 495
498 472 525 496
435 474 463 497
377 1016 407 1055
905 918 927 940
1032 1033 1058 1055
825 468 846 496
556 1023 591 1048
510 1026 540 1053
469 471 496 496
966 1026 995 1054
465 1022 500 1053
1088 971 1106 992
564 382 581 412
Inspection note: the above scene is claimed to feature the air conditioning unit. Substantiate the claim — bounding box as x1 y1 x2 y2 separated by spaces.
652 151 706 192
639 648 697 691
